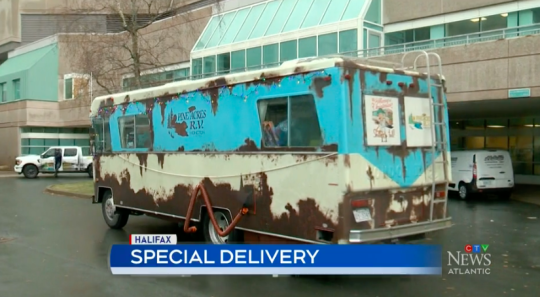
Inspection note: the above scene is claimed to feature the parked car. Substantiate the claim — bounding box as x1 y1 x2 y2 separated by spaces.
449 149 514 200
14 146 93 179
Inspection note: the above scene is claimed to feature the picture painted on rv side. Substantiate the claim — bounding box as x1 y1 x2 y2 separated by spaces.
365 95 401 146
404 96 433 147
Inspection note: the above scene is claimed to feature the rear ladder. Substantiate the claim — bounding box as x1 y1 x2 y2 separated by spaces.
399 51 450 221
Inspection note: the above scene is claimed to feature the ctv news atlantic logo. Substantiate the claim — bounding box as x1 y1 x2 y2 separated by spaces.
447 244 491 275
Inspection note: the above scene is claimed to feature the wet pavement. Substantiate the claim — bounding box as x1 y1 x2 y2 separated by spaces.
0 175 539 297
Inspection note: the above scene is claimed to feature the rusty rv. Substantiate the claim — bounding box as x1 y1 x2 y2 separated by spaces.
89 51 453 244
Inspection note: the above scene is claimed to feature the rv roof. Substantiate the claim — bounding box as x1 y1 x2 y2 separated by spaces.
90 56 443 117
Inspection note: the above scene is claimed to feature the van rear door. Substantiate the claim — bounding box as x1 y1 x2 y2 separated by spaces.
475 150 514 189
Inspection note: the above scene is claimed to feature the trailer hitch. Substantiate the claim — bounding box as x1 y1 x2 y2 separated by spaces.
183 183 249 237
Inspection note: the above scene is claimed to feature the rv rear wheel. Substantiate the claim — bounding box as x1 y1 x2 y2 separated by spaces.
202 209 243 244
101 191 129 229
458 183 469 200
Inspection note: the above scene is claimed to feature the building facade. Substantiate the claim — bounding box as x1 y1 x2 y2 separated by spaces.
2 0 540 183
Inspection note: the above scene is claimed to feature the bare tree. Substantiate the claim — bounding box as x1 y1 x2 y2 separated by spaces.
61 0 221 96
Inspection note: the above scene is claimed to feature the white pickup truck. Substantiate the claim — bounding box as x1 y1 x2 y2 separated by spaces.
14 146 94 179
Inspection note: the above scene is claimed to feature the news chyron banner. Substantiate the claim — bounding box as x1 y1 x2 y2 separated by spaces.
109 234 443 276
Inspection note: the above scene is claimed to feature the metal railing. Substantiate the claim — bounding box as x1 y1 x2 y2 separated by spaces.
122 24 540 92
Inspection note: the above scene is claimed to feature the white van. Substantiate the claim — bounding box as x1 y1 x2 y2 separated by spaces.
449 149 514 200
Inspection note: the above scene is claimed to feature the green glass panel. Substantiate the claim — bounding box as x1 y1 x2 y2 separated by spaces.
29 138 45 146
21 147 30 155
368 32 381 48
263 44 279 66
298 36 316 58
30 147 46 155
203 56 216 77
194 16 221 50
341 0 366 21
280 40 297 62
60 139 75 146
30 127 44 133
282 0 313 33
339 29 358 54
192 58 203 76
44 139 59 146
65 78 73 99
44 127 58 133
20 127 31 133
173 68 189 81
246 47 262 70
231 50 246 72
364 0 381 24
75 139 89 146
217 53 231 73
21 138 30 146
219 7 251 46
301 0 331 28
265 0 298 36
319 0 349 25
234 3 266 42
81 147 90 156
205 11 237 49
318 33 338 56
249 1 282 39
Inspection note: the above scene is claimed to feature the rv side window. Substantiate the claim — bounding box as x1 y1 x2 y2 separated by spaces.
118 115 151 149
258 94 322 148
92 118 112 154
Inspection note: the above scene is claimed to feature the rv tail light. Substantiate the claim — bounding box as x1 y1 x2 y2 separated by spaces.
409 83 415 88
398 82 405 87
344 74 351 79
386 80 392 85
435 191 446 199
351 199 371 208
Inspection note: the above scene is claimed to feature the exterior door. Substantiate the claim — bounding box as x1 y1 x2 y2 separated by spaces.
39 148 56 172
62 148 80 172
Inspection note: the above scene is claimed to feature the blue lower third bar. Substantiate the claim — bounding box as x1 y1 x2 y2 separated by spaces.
111 267 442 275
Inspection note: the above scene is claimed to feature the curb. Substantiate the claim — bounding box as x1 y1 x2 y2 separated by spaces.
44 185 93 199
511 196 540 206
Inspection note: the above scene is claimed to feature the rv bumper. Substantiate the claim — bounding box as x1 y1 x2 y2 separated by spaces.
348 218 453 243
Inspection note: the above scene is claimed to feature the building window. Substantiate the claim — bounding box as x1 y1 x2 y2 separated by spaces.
339 29 358 54
263 43 279 67
217 53 231 74
192 58 203 78
231 50 246 73
203 55 216 77
280 40 297 63
64 78 73 100
13 79 20 100
118 115 151 149
318 32 338 56
364 0 381 24
480 14 507 31
246 47 262 70
0 83 5 102
446 19 479 36
298 36 317 58
258 94 322 148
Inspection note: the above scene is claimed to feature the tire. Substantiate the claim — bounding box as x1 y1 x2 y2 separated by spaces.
22 164 39 179
202 209 243 244
458 183 469 200
87 164 93 178
101 191 129 229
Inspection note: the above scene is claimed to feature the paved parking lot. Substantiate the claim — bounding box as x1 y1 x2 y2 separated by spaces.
0 175 539 297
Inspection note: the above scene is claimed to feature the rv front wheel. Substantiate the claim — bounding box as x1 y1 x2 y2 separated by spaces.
101 191 129 229
458 183 469 200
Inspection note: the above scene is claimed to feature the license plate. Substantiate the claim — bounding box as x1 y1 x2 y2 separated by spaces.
353 208 372 223
483 180 492 186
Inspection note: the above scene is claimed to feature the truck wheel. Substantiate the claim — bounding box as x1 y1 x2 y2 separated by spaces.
202 209 243 244
23 164 39 179
458 183 469 200
87 164 93 178
102 191 129 229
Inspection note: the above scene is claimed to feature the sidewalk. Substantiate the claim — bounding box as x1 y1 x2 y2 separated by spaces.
0 171 18 178
511 185 540 206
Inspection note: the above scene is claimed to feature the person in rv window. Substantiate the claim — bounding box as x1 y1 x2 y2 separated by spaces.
54 148 62 177
274 118 289 146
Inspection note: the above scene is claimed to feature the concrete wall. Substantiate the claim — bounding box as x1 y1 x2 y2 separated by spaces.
0 127 20 169
383 0 517 24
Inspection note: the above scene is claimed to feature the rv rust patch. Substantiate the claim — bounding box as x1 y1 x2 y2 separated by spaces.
311 76 332 98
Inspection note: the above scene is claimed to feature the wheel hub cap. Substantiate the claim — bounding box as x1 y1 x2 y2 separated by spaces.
209 212 229 244
105 199 116 220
